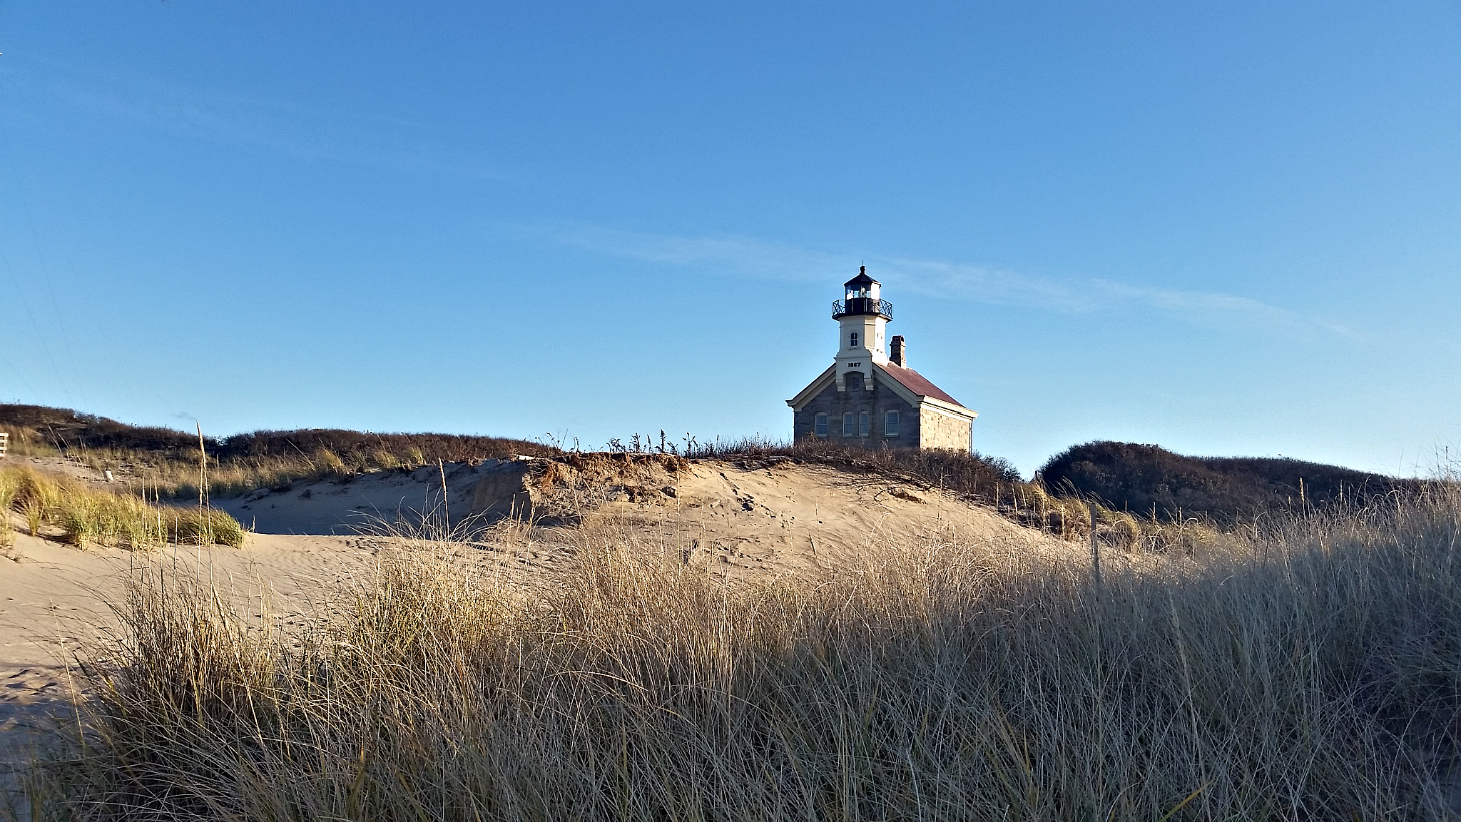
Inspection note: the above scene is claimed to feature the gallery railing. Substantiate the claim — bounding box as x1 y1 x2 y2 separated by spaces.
831 298 893 319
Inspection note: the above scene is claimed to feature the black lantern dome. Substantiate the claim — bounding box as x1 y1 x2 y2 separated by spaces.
831 266 893 320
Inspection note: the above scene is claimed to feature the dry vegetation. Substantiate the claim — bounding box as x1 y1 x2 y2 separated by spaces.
1040 440 1423 526
0 465 244 550
6 407 1387 555
18 482 1461 820
0 404 560 500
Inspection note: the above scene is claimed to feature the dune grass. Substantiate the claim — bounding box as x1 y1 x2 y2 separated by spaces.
0 468 16 549
0 465 244 550
18 481 1461 820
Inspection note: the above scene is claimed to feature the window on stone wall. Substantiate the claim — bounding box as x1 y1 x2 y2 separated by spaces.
849 332 858 348
859 411 869 437
814 413 828 437
885 410 899 436
842 413 854 436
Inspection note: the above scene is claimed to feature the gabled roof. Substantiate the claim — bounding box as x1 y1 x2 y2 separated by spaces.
786 361 973 416
785 365 836 409
878 361 965 408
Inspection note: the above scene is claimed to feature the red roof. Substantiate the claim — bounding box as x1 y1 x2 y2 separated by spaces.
880 362 966 408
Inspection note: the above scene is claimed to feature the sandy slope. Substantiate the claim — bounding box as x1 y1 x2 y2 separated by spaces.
582 459 1060 577
0 527 378 793
205 455 1066 582
212 461 492 536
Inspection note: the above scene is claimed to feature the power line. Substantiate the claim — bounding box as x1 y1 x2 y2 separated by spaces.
0 126 89 408
0 216 71 405
0 344 40 401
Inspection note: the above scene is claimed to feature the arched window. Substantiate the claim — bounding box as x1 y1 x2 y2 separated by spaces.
849 332 859 348
842 413 854 437
858 411 869 437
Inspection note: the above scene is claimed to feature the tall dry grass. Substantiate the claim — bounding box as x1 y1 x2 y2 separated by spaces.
21 486 1461 820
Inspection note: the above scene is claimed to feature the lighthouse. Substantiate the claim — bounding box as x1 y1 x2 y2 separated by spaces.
786 267 978 451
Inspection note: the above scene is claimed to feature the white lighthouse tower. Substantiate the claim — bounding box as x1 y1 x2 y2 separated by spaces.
831 266 892 392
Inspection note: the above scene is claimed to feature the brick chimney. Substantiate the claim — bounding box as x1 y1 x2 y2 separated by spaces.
890 335 906 367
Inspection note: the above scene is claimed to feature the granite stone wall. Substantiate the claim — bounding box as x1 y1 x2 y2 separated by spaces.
793 372 918 449
917 406 973 451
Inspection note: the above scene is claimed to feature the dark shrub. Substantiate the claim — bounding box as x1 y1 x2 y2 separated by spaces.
0 404 559 467
1039 441 1419 525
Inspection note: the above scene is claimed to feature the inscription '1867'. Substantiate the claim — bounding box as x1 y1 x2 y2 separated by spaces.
847 362 861 367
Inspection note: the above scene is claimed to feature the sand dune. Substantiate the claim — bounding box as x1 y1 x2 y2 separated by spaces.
212 461 493 536
0 454 1068 789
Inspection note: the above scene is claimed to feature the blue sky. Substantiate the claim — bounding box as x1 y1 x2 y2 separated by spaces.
0 2 1458 476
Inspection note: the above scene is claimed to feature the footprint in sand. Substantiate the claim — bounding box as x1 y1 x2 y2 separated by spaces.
1 669 62 701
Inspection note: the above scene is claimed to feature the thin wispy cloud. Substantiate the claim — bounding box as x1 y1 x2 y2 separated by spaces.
549 224 845 282
872 257 1091 314
879 258 1357 337
549 224 1357 339
3 57 504 180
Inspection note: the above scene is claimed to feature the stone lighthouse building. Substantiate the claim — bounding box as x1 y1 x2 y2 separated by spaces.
786 268 977 451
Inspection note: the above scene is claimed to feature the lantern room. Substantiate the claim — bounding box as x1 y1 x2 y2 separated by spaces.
832 266 892 320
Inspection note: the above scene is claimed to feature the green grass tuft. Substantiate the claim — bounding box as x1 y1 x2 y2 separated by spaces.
1 465 245 549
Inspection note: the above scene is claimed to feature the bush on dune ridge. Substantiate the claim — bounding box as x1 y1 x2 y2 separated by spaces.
27 485 1461 820
0 404 200 457
1040 440 1422 526
0 403 561 499
213 428 559 464
0 405 557 463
